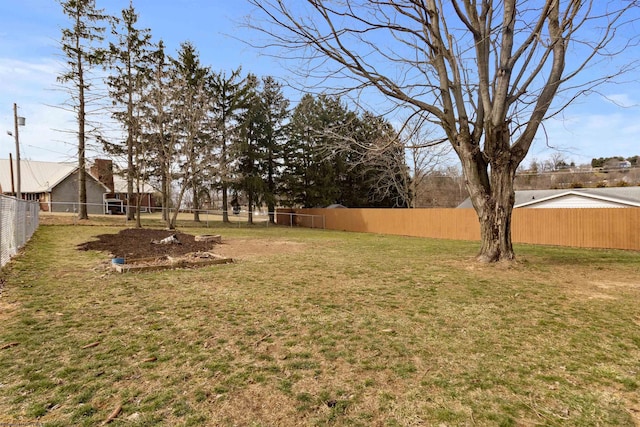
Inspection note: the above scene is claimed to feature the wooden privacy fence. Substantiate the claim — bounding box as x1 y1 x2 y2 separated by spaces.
277 208 640 251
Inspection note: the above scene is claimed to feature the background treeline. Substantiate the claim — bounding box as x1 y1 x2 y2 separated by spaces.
97 4 411 227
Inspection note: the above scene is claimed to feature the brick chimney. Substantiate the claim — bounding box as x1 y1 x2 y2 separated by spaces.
91 159 115 193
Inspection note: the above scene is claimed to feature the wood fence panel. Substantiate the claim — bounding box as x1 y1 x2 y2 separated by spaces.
281 207 640 251
511 208 640 250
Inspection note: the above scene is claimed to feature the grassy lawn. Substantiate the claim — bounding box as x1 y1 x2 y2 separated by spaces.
1 217 639 426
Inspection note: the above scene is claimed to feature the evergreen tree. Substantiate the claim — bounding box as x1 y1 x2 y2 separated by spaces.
258 76 289 222
168 42 211 224
235 74 264 224
354 113 411 208
283 95 409 208
210 68 252 222
283 94 339 207
107 1 153 225
139 40 173 226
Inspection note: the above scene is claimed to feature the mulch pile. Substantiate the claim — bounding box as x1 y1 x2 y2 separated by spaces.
77 228 218 260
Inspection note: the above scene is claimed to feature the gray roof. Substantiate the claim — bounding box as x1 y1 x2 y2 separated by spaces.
0 159 154 195
0 159 157 195
0 159 78 193
457 186 640 208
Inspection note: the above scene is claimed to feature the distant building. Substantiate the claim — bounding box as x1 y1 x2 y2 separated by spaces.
90 159 157 214
618 160 632 169
0 159 157 214
457 187 640 209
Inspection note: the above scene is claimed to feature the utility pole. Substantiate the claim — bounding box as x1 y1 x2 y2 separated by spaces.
13 103 25 200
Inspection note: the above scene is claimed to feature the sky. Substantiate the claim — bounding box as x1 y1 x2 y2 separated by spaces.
0 0 639 167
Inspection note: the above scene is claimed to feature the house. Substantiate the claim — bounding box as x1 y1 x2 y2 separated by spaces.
0 159 157 215
0 159 109 214
90 159 157 214
457 187 640 209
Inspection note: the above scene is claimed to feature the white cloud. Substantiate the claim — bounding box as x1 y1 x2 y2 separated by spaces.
531 108 639 164
0 56 91 162
602 93 637 108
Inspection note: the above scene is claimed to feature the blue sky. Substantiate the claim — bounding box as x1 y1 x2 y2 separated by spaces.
0 0 639 167
0 0 279 164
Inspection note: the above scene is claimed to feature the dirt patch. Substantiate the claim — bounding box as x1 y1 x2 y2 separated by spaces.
77 228 219 260
77 228 307 263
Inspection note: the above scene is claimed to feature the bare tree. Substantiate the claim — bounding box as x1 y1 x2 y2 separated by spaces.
58 0 109 220
400 116 453 208
246 0 639 262
362 136 412 208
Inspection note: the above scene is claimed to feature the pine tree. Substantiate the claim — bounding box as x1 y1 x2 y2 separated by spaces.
283 94 352 207
210 68 252 222
107 1 153 225
167 42 211 225
235 74 264 224
258 76 289 222
139 40 173 226
353 113 411 208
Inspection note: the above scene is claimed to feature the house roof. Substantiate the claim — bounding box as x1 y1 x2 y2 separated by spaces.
457 187 640 209
0 159 127 194
0 159 79 193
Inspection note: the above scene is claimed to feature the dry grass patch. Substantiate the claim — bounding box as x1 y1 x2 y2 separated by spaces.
0 220 639 426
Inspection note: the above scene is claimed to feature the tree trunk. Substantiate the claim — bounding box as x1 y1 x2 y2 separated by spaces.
221 184 229 223
135 194 142 228
463 152 517 263
165 165 173 229
267 152 276 223
78 154 88 219
248 193 254 225
161 172 168 222
77 46 88 220
267 200 275 223
126 153 134 221
476 179 515 263
135 177 142 228
126 76 135 221
77 93 87 219
458 131 519 263
192 176 200 222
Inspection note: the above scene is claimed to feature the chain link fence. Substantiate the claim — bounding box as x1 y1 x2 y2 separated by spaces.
1 195 40 268
43 203 326 229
